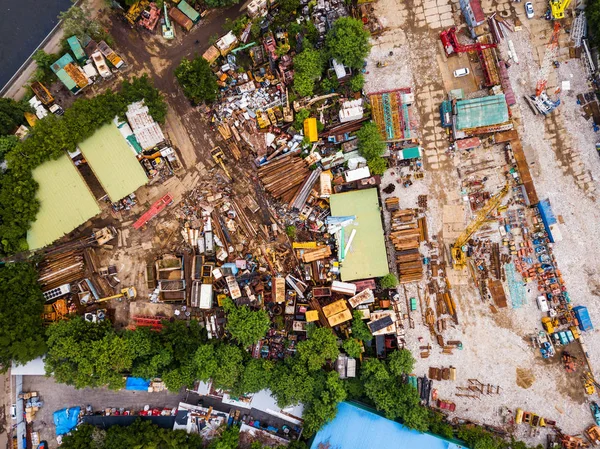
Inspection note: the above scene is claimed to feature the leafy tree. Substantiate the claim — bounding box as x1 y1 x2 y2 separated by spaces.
212 344 244 390
293 48 324 97
162 359 198 391
379 273 398 289
120 75 168 124
0 263 47 369
349 73 365 92
294 108 310 132
388 349 415 376
0 98 29 135
278 0 301 17
30 50 59 85
0 135 18 162
175 57 219 104
285 225 297 240
59 5 111 52
297 327 339 371
342 377 364 400
342 338 362 358
357 122 386 160
367 156 387 175
270 358 316 407
587 0 600 47
223 298 270 347
457 426 504 449
302 372 346 436
325 17 370 69
194 342 218 381
204 0 241 7
60 424 105 449
208 427 239 449
234 358 274 395
428 411 455 440
350 310 372 342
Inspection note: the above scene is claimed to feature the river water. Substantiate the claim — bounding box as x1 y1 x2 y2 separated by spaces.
0 0 72 89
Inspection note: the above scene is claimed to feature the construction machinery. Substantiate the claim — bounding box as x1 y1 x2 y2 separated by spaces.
162 2 174 39
211 146 231 180
125 0 149 25
550 0 572 19
96 287 137 303
282 88 293 123
525 22 561 116
439 27 497 57
451 184 509 269
30 81 54 105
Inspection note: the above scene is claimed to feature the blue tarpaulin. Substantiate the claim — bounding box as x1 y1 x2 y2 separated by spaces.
538 199 558 243
125 377 151 391
53 407 80 435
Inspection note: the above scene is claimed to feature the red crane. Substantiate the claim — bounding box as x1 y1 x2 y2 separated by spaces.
440 27 497 57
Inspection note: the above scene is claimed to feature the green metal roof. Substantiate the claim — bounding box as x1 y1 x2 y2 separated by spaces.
56 68 78 92
330 188 389 281
78 123 148 202
401 146 421 160
51 53 74 73
455 94 509 130
27 155 100 250
177 0 200 22
67 36 86 62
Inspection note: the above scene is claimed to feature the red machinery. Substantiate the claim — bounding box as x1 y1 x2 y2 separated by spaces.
440 27 497 57
133 193 174 230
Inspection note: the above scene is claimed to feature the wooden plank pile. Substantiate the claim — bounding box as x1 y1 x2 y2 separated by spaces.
37 250 85 291
301 245 332 263
388 209 425 283
257 155 310 204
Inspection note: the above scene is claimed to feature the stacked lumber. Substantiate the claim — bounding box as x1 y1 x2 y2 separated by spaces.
37 250 85 290
257 155 310 204
385 197 400 211
388 209 426 283
301 245 332 263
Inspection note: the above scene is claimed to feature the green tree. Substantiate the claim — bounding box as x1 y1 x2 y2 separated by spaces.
175 57 219 104
204 0 241 7
194 343 218 381
212 344 244 390
0 135 18 162
587 0 600 47
270 358 316 407
342 377 364 400
325 17 370 69
349 73 365 92
120 75 168 123
350 310 372 342
457 426 504 449
379 273 398 289
367 156 388 175
297 327 339 371
59 5 111 52
60 424 105 449
342 338 362 358
388 349 415 376
30 50 59 85
357 122 386 160
234 358 274 395
294 108 310 131
0 263 47 369
0 98 29 135
428 411 455 440
293 48 324 97
302 372 346 436
222 298 270 347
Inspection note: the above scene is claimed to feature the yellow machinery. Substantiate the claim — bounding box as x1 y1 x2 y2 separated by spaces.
125 0 149 25
451 184 509 269
97 286 137 303
210 146 231 180
550 0 571 19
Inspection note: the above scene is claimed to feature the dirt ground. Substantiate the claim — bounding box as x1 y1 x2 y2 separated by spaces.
367 0 600 443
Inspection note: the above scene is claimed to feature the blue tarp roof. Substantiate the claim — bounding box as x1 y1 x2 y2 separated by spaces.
125 377 151 391
311 402 464 449
54 407 80 435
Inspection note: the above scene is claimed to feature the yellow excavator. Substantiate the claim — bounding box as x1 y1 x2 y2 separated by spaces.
211 146 231 180
97 287 137 303
451 184 509 269
550 0 572 19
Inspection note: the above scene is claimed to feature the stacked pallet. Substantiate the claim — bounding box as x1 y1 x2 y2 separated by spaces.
37 250 85 290
385 197 400 211
257 155 310 204
301 245 332 263
388 209 423 283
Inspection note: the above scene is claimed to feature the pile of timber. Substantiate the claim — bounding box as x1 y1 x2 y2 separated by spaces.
385 197 400 211
388 209 425 283
37 250 85 290
301 245 332 263
257 155 310 204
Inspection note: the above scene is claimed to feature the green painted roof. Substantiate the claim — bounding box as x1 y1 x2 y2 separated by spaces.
67 36 86 62
401 146 421 160
455 94 509 130
56 68 78 92
78 123 148 202
330 188 389 281
27 154 100 250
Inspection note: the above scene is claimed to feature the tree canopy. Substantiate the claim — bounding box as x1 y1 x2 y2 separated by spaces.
0 98 29 135
293 48 324 98
379 273 398 289
586 0 600 47
59 5 111 54
342 338 362 358
175 57 219 104
356 121 387 175
223 298 270 347
121 74 168 124
0 263 47 369
296 327 339 371
350 311 372 342
325 17 371 69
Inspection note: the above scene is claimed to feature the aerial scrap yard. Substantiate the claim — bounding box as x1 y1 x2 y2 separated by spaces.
12 0 600 445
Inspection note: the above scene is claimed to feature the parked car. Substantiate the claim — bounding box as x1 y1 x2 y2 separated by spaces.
525 2 534 18
453 67 470 77
10 404 16 419
533 238 546 245
535 246 547 254
537 295 549 312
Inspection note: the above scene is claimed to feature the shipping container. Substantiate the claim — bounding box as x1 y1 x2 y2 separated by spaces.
574 305 593 331
177 0 200 22
169 7 193 31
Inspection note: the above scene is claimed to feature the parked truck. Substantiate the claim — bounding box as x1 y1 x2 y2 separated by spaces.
98 41 124 69
169 7 193 31
573 305 593 332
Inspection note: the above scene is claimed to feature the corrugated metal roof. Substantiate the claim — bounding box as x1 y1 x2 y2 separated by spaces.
455 94 509 130
78 123 148 202
67 36 86 62
304 117 318 142
51 53 74 73
329 188 389 281
177 0 200 22
125 101 166 150
27 155 100 250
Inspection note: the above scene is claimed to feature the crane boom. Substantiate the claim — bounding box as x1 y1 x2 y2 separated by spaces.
535 22 561 97
451 184 509 269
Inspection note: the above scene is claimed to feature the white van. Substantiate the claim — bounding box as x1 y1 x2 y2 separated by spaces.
537 295 549 312
453 68 470 77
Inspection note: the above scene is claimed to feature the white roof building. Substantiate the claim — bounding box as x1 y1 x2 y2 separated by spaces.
125 100 166 150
